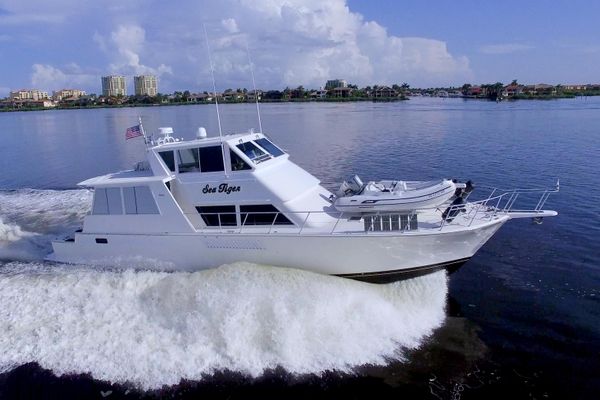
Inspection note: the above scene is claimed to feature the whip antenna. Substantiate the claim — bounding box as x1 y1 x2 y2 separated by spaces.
245 40 263 133
203 23 223 140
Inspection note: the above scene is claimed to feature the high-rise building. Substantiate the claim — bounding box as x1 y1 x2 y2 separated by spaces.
325 79 348 90
134 75 158 96
101 75 126 97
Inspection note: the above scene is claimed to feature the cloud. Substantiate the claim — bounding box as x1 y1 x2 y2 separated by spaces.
479 43 534 55
2 0 473 92
30 64 96 91
221 18 239 34
190 0 472 89
557 42 600 54
96 25 173 77
0 1 80 25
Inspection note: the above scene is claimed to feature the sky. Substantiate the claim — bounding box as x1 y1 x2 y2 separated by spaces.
0 0 599 96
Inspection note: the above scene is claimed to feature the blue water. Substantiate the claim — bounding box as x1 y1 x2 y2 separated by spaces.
0 98 599 398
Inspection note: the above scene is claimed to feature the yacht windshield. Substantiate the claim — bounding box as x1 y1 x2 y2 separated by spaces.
255 138 285 157
236 142 271 163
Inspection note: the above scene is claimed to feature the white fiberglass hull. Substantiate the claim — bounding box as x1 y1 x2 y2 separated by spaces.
47 217 507 282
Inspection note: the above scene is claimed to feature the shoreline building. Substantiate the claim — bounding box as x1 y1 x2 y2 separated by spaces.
53 89 86 101
325 79 348 90
101 75 126 97
134 75 158 96
10 89 49 101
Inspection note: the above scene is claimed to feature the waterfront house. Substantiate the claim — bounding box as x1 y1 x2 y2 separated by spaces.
188 93 213 102
503 84 524 97
465 86 487 97
373 86 397 98
564 84 587 91
524 84 556 95
223 89 244 101
309 89 328 99
329 87 353 98
246 90 262 102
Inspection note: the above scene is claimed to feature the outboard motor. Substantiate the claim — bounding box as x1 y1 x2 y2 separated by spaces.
442 196 466 223
337 175 365 197
464 180 474 195
453 179 475 199
337 180 354 197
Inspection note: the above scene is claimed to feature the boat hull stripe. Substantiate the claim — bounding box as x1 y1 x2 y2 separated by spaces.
335 257 470 283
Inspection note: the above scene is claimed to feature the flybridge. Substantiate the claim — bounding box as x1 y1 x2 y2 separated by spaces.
145 127 289 178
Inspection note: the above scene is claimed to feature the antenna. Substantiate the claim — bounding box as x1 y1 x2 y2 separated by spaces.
203 24 229 177
245 40 263 133
203 23 223 139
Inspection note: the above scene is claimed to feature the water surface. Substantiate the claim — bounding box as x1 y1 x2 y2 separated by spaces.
0 98 598 398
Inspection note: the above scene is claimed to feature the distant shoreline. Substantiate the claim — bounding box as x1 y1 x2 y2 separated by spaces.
0 97 407 113
1 93 598 113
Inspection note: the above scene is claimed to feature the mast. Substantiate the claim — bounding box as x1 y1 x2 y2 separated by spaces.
203 24 228 176
203 24 223 140
245 41 263 133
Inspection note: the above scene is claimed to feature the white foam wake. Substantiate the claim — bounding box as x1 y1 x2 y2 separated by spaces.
0 262 448 390
0 189 91 260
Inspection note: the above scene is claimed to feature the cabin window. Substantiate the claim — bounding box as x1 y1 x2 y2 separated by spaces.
92 188 109 215
236 142 270 163
196 205 237 226
123 186 159 214
106 188 123 214
178 148 200 172
159 151 176 172
255 138 285 157
240 204 293 225
199 146 224 172
230 150 251 171
92 188 123 215
123 187 136 214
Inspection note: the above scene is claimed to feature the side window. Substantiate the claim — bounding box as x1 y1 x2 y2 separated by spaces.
255 138 285 157
92 188 108 215
199 146 224 172
134 186 159 214
123 187 137 214
159 151 176 172
178 148 199 172
230 150 251 171
122 186 159 215
240 204 293 225
106 187 123 215
196 205 237 226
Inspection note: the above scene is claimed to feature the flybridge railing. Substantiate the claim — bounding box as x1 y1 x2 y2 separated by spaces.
183 182 559 235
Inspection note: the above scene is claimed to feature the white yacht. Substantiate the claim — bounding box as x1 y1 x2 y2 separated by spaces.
48 126 558 282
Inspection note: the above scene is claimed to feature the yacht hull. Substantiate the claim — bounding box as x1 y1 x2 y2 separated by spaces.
48 218 506 282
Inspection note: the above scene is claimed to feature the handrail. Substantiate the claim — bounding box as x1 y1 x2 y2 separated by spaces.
183 183 558 235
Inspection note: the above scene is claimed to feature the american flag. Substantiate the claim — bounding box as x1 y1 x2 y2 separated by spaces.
125 124 143 140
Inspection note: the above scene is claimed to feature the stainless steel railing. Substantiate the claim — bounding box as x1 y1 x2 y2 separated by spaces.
183 182 558 235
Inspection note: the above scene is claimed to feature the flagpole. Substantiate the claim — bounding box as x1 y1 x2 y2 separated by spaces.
138 116 150 147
